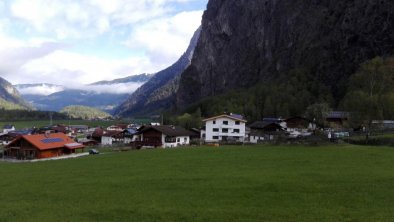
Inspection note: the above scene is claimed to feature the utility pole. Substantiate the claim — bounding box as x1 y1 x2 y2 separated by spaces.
49 112 53 126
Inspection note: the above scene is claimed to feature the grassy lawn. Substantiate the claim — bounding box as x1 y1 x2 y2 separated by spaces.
1 144 394 221
0 118 154 129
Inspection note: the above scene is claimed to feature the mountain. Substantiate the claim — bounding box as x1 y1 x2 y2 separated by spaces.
23 90 129 112
90 73 153 85
16 74 151 113
0 77 32 110
60 105 112 120
176 0 394 111
114 27 201 117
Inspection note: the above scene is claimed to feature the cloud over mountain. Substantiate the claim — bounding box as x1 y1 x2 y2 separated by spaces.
0 0 207 86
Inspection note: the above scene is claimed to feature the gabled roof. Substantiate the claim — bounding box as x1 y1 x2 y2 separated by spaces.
249 121 283 130
202 114 247 123
3 124 14 129
102 130 123 137
7 133 84 150
140 125 193 137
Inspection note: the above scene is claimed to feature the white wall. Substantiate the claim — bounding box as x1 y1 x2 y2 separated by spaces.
204 117 246 142
101 136 112 145
163 136 190 148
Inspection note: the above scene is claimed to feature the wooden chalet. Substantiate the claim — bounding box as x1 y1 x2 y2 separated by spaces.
285 117 312 129
132 125 193 148
326 111 349 128
89 128 126 145
248 119 285 142
5 133 84 160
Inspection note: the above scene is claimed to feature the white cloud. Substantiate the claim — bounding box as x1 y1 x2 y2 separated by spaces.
17 84 65 96
16 50 155 85
8 0 202 39
124 10 203 66
0 0 206 88
0 41 65 79
16 82 143 95
82 82 144 94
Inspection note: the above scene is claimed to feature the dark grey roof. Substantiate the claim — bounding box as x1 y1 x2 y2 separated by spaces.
140 125 193 137
124 128 137 134
230 114 245 120
326 111 349 119
3 124 14 129
262 118 282 124
249 121 283 130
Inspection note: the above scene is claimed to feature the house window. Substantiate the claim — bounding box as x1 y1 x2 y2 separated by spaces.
223 121 228 125
233 129 240 133
165 137 176 143
222 128 229 133
213 136 219 140
184 137 187 142
213 128 219 132
235 121 240 125
177 138 180 142
213 120 216 124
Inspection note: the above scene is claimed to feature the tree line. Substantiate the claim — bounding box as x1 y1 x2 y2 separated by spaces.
166 56 394 130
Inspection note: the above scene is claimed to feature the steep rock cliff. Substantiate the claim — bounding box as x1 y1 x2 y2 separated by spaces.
177 0 394 109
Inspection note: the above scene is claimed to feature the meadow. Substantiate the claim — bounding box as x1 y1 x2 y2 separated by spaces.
0 118 152 129
1 144 394 221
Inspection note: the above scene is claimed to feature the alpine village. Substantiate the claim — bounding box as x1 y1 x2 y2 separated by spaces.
1 0 394 221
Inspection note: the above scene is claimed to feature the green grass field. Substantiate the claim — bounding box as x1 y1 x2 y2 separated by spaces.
1 145 394 221
0 120 117 129
0 118 153 129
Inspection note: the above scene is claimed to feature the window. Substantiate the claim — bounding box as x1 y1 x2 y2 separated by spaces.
235 121 240 125
213 120 216 124
165 137 176 143
213 136 219 140
177 138 180 142
184 137 187 142
233 129 240 133
223 121 228 125
213 128 219 132
222 128 229 133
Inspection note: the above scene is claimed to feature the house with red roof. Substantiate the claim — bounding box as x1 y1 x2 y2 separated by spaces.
4 133 84 160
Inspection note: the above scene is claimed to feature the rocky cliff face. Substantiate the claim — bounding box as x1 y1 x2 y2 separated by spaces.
0 77 32 109
114 27 201 117
176 0 394 109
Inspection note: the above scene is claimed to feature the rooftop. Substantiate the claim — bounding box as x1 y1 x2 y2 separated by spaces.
7 133 84 150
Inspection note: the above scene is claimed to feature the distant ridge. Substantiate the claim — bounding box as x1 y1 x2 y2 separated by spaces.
0 77 32 110
114 26 201 117
16 74 151 113
90 73 153 85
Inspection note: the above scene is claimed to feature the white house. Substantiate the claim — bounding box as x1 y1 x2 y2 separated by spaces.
202 114 247 143
2 124 15 134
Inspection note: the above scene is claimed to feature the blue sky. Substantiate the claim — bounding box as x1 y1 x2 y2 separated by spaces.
0 0 207 94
